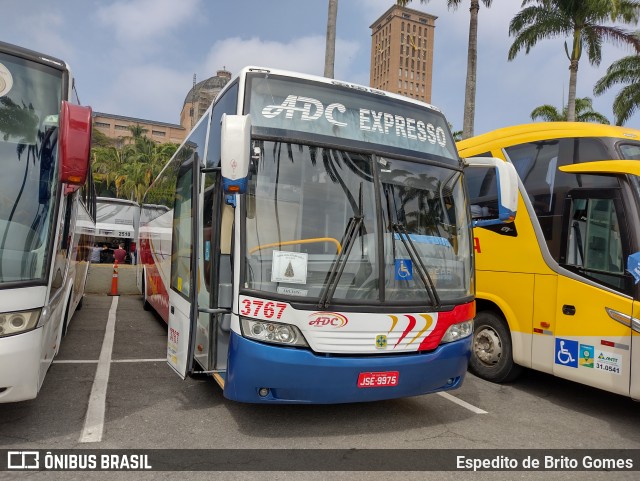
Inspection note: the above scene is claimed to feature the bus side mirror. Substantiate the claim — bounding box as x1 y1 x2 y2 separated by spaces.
221 114 251 195
59 100 92 194
464 157 518 227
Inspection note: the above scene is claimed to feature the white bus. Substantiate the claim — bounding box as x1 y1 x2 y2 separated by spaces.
96 197 139 263
0 41 95 403
96 197 139 241
139 67 518 404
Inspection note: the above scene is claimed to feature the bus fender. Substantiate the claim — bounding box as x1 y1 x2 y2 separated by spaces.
474 293 531 369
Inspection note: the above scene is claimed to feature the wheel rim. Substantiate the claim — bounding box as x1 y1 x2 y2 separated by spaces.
473 325 502 367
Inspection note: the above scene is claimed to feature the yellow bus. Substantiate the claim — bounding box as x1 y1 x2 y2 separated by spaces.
457 122 640 399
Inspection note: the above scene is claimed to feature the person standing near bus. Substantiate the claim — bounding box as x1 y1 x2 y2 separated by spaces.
90 243 101 263
113 243 127 264
100 244 113 264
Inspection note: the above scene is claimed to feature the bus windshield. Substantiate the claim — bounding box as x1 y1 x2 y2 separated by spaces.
0 51 62 284
244 141 472 305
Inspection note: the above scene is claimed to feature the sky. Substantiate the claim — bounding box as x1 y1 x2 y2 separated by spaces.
2 0 639 136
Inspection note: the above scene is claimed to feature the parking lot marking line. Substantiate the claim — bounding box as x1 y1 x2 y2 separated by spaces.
111 359 166 363
437 392 488 414
80 296 119 443
53 359 166 364
53 360 99 363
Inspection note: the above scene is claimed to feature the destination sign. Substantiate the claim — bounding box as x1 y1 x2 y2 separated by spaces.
247 75 457 160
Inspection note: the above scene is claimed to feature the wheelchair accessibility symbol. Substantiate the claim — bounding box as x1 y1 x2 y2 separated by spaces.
555 338 578 368
395 259 413 281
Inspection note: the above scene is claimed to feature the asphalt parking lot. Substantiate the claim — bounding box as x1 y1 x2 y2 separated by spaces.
1 294 639 480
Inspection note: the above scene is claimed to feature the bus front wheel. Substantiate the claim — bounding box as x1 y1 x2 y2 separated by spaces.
469 311 522 383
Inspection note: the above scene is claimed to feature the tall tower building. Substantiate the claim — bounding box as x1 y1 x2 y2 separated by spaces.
370 5 437 103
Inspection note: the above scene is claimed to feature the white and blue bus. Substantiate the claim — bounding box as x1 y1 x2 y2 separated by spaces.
0 41 95 403
139 67 518 404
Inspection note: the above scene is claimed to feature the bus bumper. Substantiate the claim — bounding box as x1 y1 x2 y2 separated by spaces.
0 328 42 403
224 331 472 404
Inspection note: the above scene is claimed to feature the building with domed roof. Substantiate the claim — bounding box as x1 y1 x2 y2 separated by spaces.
180 69 232 131
93 68 232 146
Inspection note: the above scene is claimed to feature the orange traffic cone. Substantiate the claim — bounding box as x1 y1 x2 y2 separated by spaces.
109 259 119 296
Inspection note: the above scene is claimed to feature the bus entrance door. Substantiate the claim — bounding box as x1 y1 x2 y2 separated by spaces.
554 187 632 396
631 301 640 400
194 174 234 386
166 157 199 380
167 290 192 379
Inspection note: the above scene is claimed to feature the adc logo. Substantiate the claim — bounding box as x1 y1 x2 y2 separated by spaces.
308 312 349 328
7 451 39 469
262 95 347 127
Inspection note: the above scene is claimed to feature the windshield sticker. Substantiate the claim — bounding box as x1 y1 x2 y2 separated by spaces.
271 250 308 284
627 252 640 283
0 62 13 97
277 286 308 296
395 259 413 281
393 233 451 247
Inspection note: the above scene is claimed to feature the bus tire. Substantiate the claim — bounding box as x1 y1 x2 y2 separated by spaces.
142 277 151 311
61 295 72 338
469 310 522 383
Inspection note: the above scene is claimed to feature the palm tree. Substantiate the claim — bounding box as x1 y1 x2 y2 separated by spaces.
594 54 640 125
508 0 640 122
397 0 493 139
324 0 339 78
91 125 178 202
91 127 115 148
91 145 128 197
530 97 610 123
123 124 147 143
448 123 463 142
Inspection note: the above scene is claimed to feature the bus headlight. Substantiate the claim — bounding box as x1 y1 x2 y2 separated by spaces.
0 309 41 338
240 318 308 347
440 320 473 344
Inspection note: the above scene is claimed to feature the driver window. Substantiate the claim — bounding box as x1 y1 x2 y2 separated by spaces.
564 196 626 291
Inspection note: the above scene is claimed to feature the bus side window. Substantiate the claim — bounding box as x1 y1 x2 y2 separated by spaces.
619 143 640 160
505 140 562 216
574 137 610 163
206 82 239 168
170 116 209 298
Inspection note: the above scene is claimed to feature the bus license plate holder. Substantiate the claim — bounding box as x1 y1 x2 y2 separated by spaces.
357 371 399 388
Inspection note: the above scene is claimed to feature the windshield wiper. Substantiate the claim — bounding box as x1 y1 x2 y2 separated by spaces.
318 184 364 309
382 182 440 307
391 223 441 308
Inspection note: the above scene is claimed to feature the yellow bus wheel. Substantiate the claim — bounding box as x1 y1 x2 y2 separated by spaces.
469 311 522 383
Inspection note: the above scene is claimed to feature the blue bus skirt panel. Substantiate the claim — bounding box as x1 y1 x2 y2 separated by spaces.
223 331 472 404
